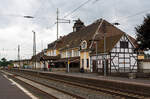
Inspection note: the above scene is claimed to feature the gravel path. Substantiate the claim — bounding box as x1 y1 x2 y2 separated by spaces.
10 71 117 99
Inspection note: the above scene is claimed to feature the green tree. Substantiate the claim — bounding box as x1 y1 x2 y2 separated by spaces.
0 60 1 67
0 58 9 67
135 14 150 50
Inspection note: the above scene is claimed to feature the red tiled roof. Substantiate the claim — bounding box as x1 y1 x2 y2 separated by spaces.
47 19 137 53
53 57 80 63
41 55 60 61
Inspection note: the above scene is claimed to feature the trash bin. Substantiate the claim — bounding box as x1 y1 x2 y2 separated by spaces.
80 68 84 73
43 68 47 71
128 73 136 79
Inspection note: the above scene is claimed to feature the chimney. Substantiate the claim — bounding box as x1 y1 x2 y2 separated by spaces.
73 19 85 32
59 36 63 39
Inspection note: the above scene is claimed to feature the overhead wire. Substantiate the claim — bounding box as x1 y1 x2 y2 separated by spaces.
114 8 150 22
46 0 57 29
63 0 93 18
48 0 56 9
47 0 101 29
112 8 150 34
113 0 117 21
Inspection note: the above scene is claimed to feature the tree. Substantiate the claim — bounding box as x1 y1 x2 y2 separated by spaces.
144 53 150 59
135 14 150 50
0 58 9 67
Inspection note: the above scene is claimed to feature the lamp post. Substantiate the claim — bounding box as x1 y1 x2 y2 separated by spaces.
18 45 20 69
103 22 120 76
23 15 35 69
89 39 99 72
32 30 36 69
23 16 34 19
66 44 70 73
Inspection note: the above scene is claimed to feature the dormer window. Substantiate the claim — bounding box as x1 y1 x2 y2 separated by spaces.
120 41 128 48
73 28 76 32
81 40 87 50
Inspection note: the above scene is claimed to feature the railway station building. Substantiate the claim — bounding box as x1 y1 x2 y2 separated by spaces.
39 18 142 74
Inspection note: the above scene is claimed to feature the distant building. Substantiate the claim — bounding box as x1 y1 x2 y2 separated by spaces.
12 59 31 69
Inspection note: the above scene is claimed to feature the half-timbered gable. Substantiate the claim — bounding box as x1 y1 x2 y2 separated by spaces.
90 19 138 74
110 34 137 73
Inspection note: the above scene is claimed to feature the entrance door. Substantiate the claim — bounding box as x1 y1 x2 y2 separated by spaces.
92 60 97 72
102 59 109 75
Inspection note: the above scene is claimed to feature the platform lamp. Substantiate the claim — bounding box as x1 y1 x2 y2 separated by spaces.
66 44 70 73
89 39 99 72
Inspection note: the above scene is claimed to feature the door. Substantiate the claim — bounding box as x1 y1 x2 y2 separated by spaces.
102 59 109 75
92 60 97 72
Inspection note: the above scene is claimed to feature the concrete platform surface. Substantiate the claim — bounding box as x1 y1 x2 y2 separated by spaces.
0 72 31 99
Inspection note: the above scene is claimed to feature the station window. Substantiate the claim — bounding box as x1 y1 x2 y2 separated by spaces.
120 41 128 48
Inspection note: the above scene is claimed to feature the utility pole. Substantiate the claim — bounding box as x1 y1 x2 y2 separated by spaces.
96 41 98 72
103 30 107 76
32 30 36 69
18 45 20 68
103 22 107 76
89 39 99 72
56 8 59 40
56 8 70 40
103 22 120 76
55 8 70 72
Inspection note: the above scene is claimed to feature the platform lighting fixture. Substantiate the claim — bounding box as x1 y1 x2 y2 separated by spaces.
24 16 34 19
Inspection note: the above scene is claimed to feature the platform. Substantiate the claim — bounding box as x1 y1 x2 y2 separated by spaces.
0 72 31 99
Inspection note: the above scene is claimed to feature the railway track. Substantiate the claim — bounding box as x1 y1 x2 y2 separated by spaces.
4 69 150 99
1 70 82 99
5 71 115 99
7 74 58 99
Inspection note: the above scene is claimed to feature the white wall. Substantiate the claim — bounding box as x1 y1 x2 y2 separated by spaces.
139 62 150 69
110 34 137 72
139 61 150 73
90 55 110 71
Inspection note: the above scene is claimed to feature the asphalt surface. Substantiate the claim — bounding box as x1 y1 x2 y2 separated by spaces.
0 72 31 99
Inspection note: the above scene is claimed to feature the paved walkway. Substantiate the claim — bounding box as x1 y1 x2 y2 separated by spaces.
0 72 31 99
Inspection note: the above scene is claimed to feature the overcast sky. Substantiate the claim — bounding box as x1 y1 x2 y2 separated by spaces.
0 0 150 60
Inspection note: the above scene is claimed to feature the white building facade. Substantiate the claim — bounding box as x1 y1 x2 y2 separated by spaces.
90 34 138 73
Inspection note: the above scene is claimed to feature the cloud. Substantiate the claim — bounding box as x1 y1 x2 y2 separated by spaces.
0 0 150 60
